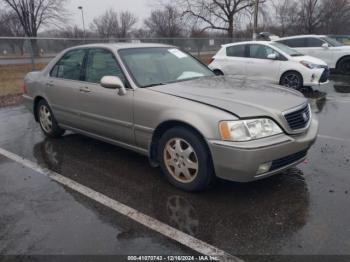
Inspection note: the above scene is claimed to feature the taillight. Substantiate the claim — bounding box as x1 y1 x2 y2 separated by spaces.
209 58 215 64
22 84 28 94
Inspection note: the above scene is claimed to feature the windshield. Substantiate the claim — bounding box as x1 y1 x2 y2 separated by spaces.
321 37 343 47
270 42 304 57
118 47 214 88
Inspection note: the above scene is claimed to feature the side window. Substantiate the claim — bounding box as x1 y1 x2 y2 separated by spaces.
85 49 126 84
248 44 280 59
50 49 86 80
306 38 324 47
279 38 307 48
226 45 246 57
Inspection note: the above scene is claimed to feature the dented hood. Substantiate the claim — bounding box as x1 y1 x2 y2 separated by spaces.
149 76 307 118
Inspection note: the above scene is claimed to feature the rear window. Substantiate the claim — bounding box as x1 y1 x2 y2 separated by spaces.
226 45 246 57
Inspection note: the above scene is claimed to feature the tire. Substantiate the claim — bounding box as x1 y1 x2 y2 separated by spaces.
280 71 303 90
213 69 224 76
36 100 65 138
337 57 350 75
158 127 215 192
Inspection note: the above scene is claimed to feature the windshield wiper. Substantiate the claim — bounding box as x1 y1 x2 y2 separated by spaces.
290 54 304 57
143 83 166 88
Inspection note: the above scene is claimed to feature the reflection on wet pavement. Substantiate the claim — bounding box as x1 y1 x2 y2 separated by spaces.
0 158 192 255
0 76 349 256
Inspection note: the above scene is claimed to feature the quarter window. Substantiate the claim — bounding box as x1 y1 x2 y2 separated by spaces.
226 45 246 57
50 49 86 80
85 49 125 84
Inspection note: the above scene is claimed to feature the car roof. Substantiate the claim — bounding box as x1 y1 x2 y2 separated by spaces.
277 35 327 40
66 42 175 51
222 41 273 47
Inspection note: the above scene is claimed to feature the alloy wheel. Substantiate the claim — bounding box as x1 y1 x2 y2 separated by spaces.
163 138 199 184
282 73 301 89
39 105 53 133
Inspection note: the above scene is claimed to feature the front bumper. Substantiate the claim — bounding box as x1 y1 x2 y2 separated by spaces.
208 118 319 182
303 68 329 86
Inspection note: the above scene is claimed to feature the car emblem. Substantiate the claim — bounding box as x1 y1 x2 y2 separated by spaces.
302 113 308 121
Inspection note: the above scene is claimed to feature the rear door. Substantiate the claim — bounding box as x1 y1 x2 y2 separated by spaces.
46 48 87 127
244 44 282 83
220 44 248 75
75 48 134 145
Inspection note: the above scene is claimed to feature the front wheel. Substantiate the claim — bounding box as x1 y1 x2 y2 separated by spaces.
37 100 65 138
337 57 350 75
280 71 303 90
158 127 215 192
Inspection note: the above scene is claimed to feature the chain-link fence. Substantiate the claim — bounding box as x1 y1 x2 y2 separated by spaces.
0 37 248 69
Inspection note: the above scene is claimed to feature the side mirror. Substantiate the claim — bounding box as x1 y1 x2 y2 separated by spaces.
101 76 126 96
267 53 277 60
322 43 329 49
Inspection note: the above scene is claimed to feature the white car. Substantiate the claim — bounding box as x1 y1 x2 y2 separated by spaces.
275 35 350 75
209 41 329 89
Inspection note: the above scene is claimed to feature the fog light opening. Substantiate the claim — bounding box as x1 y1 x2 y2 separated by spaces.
311 74 316 82
257 162 272 175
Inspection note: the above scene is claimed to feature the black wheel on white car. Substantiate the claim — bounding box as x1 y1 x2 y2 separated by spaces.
280 71 303 90
158 127 215 192
37 100 65 138
337 57 350 75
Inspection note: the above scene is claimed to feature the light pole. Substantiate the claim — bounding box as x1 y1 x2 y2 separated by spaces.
252 0 259 40
78 6 86 40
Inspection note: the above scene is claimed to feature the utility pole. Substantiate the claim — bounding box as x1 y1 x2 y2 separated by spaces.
78 6 86 40
252 0 259 40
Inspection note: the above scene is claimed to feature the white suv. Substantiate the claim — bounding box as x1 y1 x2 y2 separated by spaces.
209 41 329 89
275 35 350 75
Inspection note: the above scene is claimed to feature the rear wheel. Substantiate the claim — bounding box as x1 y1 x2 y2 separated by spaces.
337 57 350 75
37 100 65 138
158 127 215 192
280 71 303 90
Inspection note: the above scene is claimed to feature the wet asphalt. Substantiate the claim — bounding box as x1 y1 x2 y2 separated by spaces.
0 76 350 258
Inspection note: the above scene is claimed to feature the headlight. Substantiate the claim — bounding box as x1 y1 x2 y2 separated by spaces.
300 60 323 69
219 119 283 142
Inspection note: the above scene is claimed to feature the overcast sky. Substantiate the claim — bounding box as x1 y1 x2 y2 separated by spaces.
67 0 156 28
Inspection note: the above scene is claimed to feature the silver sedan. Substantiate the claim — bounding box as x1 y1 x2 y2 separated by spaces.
23 43 318 191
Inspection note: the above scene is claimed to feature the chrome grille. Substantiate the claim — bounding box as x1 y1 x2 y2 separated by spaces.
284 104 311 131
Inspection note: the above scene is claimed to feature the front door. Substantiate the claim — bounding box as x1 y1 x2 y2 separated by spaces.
244 44 282 83
76 48 134 145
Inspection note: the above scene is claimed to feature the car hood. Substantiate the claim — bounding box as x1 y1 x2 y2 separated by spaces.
149 76 307 119
290 55 327 66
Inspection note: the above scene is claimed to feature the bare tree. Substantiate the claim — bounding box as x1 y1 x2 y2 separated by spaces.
0 10 25 54
119 11 138 38
90 10 137 39
177 0 262 38
1 0 68 55
299 0 323 33
144 5 183 37
272 0 300 36
320 0 350 34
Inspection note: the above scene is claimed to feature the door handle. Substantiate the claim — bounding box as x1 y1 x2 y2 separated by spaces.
79 87 91 93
